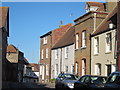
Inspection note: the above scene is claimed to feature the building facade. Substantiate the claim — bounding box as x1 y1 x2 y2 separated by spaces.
74 2 108 76
51 26 75 79
39 23 73 82
0 7 9 89
91 6 117 76
6 44 25 82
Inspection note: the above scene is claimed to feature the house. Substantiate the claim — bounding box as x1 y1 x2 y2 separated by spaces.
91 6 117 76
0 7 9 84
117 1 120 71
6 44 25 82
39 23 73 83
51 26 75 79
74 2 108 76
30 63 39 83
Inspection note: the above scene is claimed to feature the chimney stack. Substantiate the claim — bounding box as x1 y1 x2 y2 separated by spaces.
59 20 63 27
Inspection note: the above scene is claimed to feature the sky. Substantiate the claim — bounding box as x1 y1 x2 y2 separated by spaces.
1 1 105 64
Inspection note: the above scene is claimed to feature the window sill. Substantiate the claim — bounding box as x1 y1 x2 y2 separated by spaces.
94 53 99 56
80 46 86 50
105 51 111 54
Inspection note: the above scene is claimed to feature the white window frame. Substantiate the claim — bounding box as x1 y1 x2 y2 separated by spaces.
76 34 79 49
55 49 58 59
55 64 58 76
41 49 44 59
46 48 48 59
106 32 112 53
43 36 47 45
65 47 69 59
46 64 49 76
95 63 101 75
94 37 99 55
82 31 86 48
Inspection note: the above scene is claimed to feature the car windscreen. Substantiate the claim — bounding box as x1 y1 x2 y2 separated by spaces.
91 76 106 84
107 73 120 84
64 74 78 80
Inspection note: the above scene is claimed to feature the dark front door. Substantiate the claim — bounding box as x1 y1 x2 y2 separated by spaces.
107 65 111 76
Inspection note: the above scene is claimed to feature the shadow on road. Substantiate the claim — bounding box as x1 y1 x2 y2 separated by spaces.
2 81 55 90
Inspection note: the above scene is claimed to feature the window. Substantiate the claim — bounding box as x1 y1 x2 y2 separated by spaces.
76 34 79 49
71 65 74 74
106 32 112 53
46 64 49 76
94 37 99 54
65 66 68 73
82 31 86 48
55 64 58 76
55 50 58 59
43 36 47 45
75 62 78 74
46 48 48 58
65 47 69 58
82 59 86 76
41 49 44 59
95 63 101 75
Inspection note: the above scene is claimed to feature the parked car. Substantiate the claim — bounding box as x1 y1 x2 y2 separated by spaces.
55 73 79 89
105 72 120 88
74 75 107 89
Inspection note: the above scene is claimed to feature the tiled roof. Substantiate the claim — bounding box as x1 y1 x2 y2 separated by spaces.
52 26 75 49
30 63 39 72
52 23 73 46
91 6 117 36
7 44 18 53
0 7 9 28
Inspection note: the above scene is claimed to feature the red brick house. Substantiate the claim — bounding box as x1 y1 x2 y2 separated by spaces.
39 23 73 83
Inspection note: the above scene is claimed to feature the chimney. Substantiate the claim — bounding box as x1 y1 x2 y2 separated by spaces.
59 20 63 27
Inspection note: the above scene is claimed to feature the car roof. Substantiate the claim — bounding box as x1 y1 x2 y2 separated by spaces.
82 75 107 78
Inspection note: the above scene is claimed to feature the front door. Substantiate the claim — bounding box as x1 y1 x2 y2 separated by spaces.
42 65 44 80
106 65 111 76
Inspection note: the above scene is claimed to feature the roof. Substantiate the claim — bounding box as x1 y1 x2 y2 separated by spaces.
52 26 75 49
40 31 52 38
91 6 117 36
0 7 9 28
23 57 29 64
7 44 18 53
30 63 39 72
74 11 108 22
86 2 106 12
52 23 73 46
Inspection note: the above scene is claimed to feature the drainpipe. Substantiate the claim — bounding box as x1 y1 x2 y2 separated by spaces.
60 48 62 73
94 13 97 32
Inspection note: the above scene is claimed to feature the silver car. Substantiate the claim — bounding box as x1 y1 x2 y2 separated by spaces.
55 73 79 89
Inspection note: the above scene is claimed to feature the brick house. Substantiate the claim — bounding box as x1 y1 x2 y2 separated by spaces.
6 44 25 82
39 23 73 82
74 2 108 76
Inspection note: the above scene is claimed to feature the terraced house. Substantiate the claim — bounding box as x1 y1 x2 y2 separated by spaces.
39 23 73 82
91 5 117 76
74 2 108 76
51 26 75 79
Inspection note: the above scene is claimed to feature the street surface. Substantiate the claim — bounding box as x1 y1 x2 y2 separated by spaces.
2 81 55 90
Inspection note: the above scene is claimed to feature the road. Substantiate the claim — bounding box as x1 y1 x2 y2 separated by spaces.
2 81 55 90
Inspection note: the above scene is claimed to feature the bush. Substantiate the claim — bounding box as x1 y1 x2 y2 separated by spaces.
50 78 56 83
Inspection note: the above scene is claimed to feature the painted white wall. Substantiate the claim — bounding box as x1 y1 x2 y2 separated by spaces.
51 44 74 79
91 29 116 76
